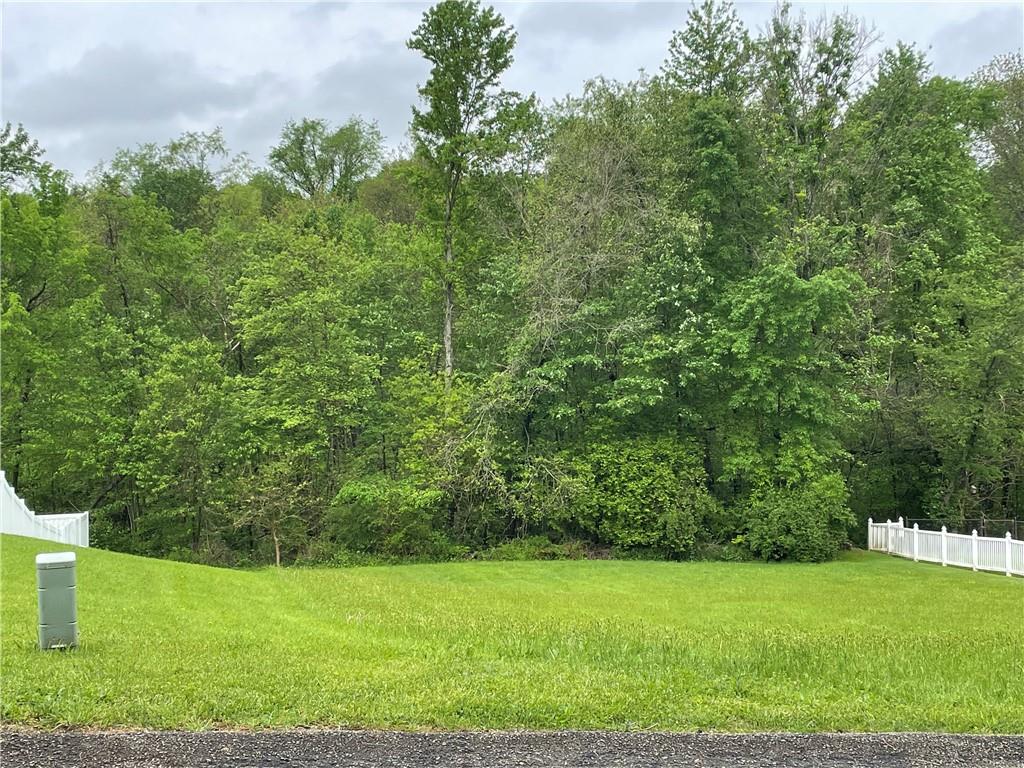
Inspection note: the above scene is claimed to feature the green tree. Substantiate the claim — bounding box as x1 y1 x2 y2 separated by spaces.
0 122 45 189
975 53 1024 238
109 129 240 231
408 0 534 390
663 0 750 97
268 117 383 202
129 339 242 556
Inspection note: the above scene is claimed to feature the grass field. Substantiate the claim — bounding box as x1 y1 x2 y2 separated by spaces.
1 533 1022 732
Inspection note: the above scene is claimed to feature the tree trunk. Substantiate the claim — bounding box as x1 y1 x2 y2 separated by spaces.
10 371 32 489
443 275 454 390
192 503 202 553
441 182 457 392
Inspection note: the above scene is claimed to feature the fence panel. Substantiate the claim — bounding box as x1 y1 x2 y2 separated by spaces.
917 529 942 564
868 518 1022 577
948 533 972 569
896 526 912 558
977 537 1005 574
0 472 89 547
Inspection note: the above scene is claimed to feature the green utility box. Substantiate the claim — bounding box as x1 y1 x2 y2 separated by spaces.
36 552 78 649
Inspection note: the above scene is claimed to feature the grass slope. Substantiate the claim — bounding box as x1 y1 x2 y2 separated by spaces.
2 534 1022 732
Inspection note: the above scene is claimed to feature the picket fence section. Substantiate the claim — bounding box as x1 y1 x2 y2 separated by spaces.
868 517 1022 577
0 471 89 547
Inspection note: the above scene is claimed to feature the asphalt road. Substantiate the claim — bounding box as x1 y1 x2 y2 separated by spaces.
3 730 1023 768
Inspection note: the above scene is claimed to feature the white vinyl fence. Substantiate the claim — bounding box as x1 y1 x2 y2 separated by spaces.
0 471 89 547
868 517 1022 577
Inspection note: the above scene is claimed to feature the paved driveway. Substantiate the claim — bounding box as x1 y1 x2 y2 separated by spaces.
3 730 1022 767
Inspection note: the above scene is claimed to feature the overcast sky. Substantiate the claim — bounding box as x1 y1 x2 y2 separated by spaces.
2 1 1022 178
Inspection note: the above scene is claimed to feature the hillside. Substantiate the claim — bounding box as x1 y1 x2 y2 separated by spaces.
1 534 1022 731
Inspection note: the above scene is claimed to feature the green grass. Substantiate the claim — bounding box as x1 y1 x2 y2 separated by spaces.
2 534 1022 732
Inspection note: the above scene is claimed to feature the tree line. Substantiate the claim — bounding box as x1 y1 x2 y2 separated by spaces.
3 1 1022 566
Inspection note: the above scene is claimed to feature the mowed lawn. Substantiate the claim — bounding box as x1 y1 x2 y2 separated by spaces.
2 534 1022 732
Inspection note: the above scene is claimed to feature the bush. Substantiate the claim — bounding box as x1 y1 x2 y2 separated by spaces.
744 473 854 562
608 545 667 561
294 536 392 567
560 437 717 558
692 540 756 562
298 547 392 568
479 536 587 561
328 477 454 558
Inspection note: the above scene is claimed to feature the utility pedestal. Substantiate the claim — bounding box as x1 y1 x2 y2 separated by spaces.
36 552 78 649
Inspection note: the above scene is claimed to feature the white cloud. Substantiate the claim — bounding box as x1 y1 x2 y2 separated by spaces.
5 45 277 127
1 1 1018 177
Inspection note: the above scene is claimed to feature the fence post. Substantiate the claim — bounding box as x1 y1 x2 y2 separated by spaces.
971 530 979 571
941 526 947 566
1006 532 1013 577
867 518 873 550
886 519 893 553
913 523 919 562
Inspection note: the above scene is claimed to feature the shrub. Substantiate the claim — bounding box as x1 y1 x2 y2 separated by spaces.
561 437 716 558
328 477 453 557
294 536 391 567
608 545 667 561
297 546 391 568
479 536 587 561
692 540 755 562
744 473 854 562
701 499 747 545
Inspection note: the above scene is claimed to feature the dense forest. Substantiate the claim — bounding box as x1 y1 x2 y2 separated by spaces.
3 1 1022 566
